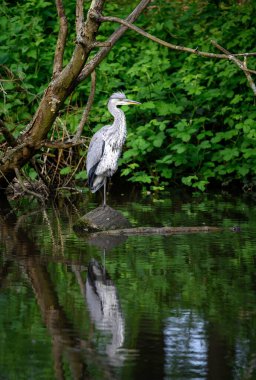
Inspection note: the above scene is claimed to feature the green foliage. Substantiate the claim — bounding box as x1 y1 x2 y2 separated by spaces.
1 0 256 191
0 0 58 132
93 0 256 192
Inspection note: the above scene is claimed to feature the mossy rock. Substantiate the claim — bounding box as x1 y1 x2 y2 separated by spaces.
74 205 131 233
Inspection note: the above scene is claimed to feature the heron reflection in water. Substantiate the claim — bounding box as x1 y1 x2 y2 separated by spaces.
85 258 125 366
86 92 141 206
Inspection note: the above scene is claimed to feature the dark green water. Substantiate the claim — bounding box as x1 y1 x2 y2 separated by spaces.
0 191 256 380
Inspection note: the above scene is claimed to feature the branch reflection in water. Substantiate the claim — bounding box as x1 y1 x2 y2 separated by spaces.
0 195 119 380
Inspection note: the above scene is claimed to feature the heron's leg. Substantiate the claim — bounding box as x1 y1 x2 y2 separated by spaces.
103 177 107 207
102 248 106 277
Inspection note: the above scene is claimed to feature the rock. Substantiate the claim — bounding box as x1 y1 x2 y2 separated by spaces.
74 205 131 233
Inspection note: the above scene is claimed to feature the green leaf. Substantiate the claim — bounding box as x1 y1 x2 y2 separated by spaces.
193 180 208 191
152 132 165 148
220 148 239 161
171 144 187 154
156 102 184 116
141 101 155 110
198 140 211 149
181 175 198 186
237 166 249 177
60 167 72 175
230 94 243 105
161 168 173 179
129 172 152 184
75 170 87 180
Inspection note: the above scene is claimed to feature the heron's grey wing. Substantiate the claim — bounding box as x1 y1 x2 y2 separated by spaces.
86 129 106 189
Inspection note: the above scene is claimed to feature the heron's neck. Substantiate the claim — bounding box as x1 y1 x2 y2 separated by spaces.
108 105 126 136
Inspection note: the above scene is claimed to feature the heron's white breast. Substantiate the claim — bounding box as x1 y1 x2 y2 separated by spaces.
95 114 127 177
95 142 122 176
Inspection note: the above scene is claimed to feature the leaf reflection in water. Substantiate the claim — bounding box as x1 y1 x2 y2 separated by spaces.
164 311 207 378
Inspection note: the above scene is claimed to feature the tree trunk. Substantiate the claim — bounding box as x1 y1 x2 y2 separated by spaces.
0 0 151 190
0 0 105 188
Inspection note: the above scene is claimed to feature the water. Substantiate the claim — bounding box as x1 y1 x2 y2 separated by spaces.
0 191 256 380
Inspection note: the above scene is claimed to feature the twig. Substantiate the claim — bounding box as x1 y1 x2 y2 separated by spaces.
1 142 29 164
92 41 111 48
62 154 85 187
36 139 87 149
97 15 256 75
0 120 16 147
53 0 68 78
56 186 83 193
211 40 256 95
14 168 45 202
73 70 96 142
31 158 50 189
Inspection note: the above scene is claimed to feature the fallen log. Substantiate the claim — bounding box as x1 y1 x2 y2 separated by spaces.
87 225 223 237
74 205 239 237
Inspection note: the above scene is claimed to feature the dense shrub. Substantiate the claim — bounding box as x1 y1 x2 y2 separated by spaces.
1 0 256 191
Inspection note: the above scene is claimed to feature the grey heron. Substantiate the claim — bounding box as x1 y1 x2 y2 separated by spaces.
86 92 140 207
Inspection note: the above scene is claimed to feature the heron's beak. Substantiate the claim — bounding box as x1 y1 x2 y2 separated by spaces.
124 99 141 105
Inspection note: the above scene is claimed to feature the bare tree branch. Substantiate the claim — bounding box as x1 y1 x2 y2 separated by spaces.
73 70 96 142
53 0 68 78
211 40 256 95
77 0 151 83
97 15 256 75
76 0 84 44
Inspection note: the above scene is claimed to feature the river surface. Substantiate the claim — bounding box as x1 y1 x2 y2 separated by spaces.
0 190 256 380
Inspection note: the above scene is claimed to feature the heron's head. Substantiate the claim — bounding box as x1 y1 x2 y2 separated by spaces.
108 92 141 107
